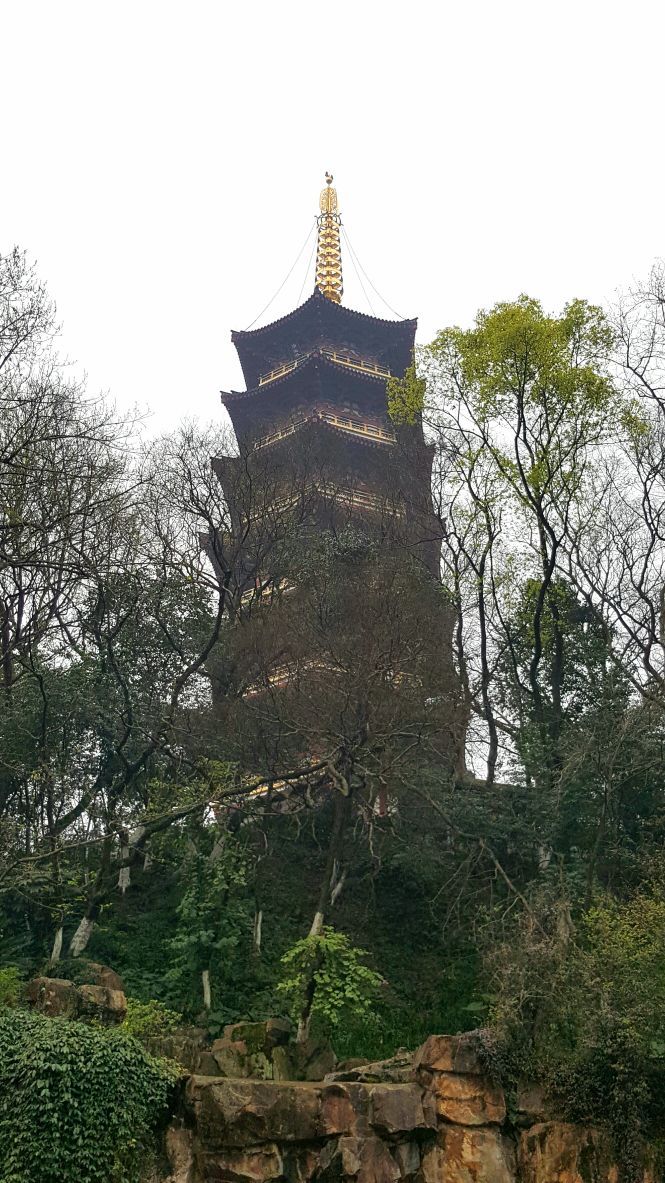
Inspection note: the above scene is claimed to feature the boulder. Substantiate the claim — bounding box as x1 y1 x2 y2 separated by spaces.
81 960 125 992
26 977 79 1019
26 976 127 1025
209 1019 305 1081
188 1078 323 1148
222 1019 292 1055
164 1125 197 1183
350 1135 401 1183
414 1034 484 1077
320 1083 363 1136
273 1037 336 1082
517 1122 628 1183
184 1076 438 1160
203 1144 284 1182
369 1084 435 1135
211 1037 269 1080
317 1136 400 1183
77 983 127 1025
393 1141 421 1179
422 1071 505 1127
272 1044 298 1082
294 1036 336 1082
432 1124 516 1183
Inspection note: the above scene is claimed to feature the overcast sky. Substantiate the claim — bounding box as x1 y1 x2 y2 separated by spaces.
1 0 663 433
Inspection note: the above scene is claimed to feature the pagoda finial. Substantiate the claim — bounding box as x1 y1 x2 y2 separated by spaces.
315 172 343 304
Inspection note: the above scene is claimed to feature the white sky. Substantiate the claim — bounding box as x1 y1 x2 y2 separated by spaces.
1 0 663 433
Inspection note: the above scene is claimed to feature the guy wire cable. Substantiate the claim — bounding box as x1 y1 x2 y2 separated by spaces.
342 225 376 316
243 222 316 331
296 225 319 307
341 226 406 320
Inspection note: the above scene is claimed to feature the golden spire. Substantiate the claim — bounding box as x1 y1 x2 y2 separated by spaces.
315 172 343 304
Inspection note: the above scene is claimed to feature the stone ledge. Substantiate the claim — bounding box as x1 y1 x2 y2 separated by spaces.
186 1076 435 1149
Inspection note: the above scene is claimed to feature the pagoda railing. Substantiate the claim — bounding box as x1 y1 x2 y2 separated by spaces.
248 483 404 518
319 411 395 444
258 357 306 385
333 485 404 516
319 349 391 379
254 418 309 449
258 349 391 387
254 411 395 450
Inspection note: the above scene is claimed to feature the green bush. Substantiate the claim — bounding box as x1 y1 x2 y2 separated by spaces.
0 966 22 1009
0 1009 180 1183
124 997 182 1040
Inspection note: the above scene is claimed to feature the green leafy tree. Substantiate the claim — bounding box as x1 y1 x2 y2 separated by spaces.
167 839 251 1014
277 926 382 1043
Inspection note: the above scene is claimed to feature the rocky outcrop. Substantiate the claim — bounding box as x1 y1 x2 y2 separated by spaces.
153 1033 654 1183
26 975 127 1025
147 1019 335 1083
414 1034 505 1128
166 1075 435 1182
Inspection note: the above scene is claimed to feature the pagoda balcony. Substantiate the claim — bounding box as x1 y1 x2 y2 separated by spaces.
243 482 406 520
258 348 391 387
254 409 396 450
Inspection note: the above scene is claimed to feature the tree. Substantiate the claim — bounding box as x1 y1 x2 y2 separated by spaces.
391 296 624 788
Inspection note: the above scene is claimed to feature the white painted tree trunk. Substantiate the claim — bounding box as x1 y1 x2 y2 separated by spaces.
330 868 346 906
253 909 263 954
202 969 212 1010
308 910 324 937
118 844 130 893
49 925 63 966
69 916 94 957
117 826 146 892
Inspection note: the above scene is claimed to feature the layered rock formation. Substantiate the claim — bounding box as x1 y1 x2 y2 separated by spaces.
155 1033 651 1183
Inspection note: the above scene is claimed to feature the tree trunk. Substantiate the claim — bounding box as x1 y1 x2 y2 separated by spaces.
253 908 263 954
202 968 211 1011
48 924 63 966
69 915 95 957
307 790 350 938
297 789 351 1043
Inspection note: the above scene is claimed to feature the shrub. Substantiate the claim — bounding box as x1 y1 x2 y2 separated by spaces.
0 1009 180 1183
124 997 182 1040
0 965 22 1009
481 888 665 1182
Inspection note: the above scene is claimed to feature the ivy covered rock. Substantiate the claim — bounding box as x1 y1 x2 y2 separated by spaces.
0 1009 178 1183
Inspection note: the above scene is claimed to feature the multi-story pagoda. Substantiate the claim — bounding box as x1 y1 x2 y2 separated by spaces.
213 175 440 580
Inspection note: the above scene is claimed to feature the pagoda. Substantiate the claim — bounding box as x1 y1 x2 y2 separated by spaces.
213 175 440 579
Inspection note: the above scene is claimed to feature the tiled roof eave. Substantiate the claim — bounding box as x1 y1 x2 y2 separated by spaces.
231 289 417 343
